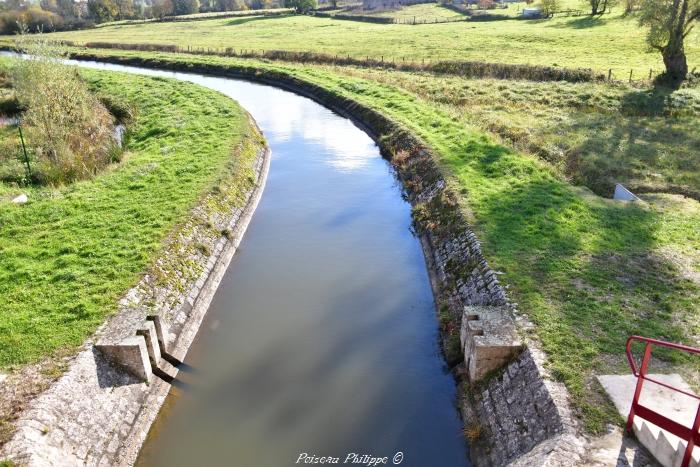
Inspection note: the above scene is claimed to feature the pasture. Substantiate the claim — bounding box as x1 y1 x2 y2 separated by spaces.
42 7 700 75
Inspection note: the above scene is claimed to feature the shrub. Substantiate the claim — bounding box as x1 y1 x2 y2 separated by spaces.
173 0 200 15
285 0 316 13
0 8 64 35
9 36 116 185
540 0 559 16
84 41 179 52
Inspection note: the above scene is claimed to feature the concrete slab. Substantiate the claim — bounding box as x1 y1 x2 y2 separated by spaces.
95 336 152 383
614 183 640 202
582 425 657 467
597 374 698 427
598 374 699 467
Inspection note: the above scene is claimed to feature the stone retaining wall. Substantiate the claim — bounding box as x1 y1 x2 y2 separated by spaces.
0 118 270 466
383 128 584 467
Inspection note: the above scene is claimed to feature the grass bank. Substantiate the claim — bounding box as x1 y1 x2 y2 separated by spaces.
0 59 257 369
336 66 700 199
50 48 700 434
35 7 699 75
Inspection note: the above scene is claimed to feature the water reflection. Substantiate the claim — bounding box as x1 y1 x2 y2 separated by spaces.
183 74 378 173
41 58 470 467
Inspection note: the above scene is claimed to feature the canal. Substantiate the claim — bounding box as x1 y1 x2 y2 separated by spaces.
48 58 471 467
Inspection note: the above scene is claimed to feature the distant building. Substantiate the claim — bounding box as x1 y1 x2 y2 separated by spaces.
522 7 541 17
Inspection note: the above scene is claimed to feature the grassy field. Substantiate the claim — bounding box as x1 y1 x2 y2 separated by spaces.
39 7 700 75
354 3 467 20
0 60 258 368
343 66 700 198
94 7 293 28
45 48 700 433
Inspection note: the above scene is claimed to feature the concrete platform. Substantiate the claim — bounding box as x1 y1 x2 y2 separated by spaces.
598 374 700 467
598 374 698 428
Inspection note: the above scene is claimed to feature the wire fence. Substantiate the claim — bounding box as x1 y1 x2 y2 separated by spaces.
15 39 665 86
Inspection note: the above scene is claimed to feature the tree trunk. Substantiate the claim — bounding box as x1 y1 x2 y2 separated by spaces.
662 47 688 82
661 0 689 84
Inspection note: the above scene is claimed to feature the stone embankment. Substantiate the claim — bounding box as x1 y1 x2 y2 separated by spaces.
386 132 584 467
0 118 270 466
2 51 585 466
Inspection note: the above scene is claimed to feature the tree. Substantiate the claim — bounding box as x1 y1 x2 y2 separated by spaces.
40 0 60 13
88 0 119 22
284 0 315 13
151 0 174 17
115 0 135 18
58 0 79 17
588 0 616 15
623 0 640 13
541 0 559 16
4 0 25 10
173 0 200 14
639 0 699 83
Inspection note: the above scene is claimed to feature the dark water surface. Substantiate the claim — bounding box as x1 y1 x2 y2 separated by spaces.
38 58 470 467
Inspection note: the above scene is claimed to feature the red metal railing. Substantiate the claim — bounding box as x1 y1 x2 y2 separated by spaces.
626 336 700 467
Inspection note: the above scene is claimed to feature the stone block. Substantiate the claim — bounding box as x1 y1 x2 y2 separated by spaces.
136 321 161 366
146 314 166 353
95 337 152 382
462 305 522 382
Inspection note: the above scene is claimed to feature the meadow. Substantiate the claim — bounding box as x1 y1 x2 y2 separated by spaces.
41 6 700 75
0 61 258 368
345 66 700 199
346 2 468 20
35 47 700 433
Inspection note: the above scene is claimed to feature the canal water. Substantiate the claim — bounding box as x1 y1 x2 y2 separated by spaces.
21 56 470 467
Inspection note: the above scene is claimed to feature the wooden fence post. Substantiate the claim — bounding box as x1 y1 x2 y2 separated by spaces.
629 69 633 82
608 69 612 81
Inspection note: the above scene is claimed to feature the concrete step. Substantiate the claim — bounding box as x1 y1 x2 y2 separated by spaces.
632 417 699 467
598 374 699 467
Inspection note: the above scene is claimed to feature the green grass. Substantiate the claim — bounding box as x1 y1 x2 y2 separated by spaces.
47 48 700 433
94 7 293 28
0 61 256 368
339 66 700 198
356 3 467 20
38 7 699 75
